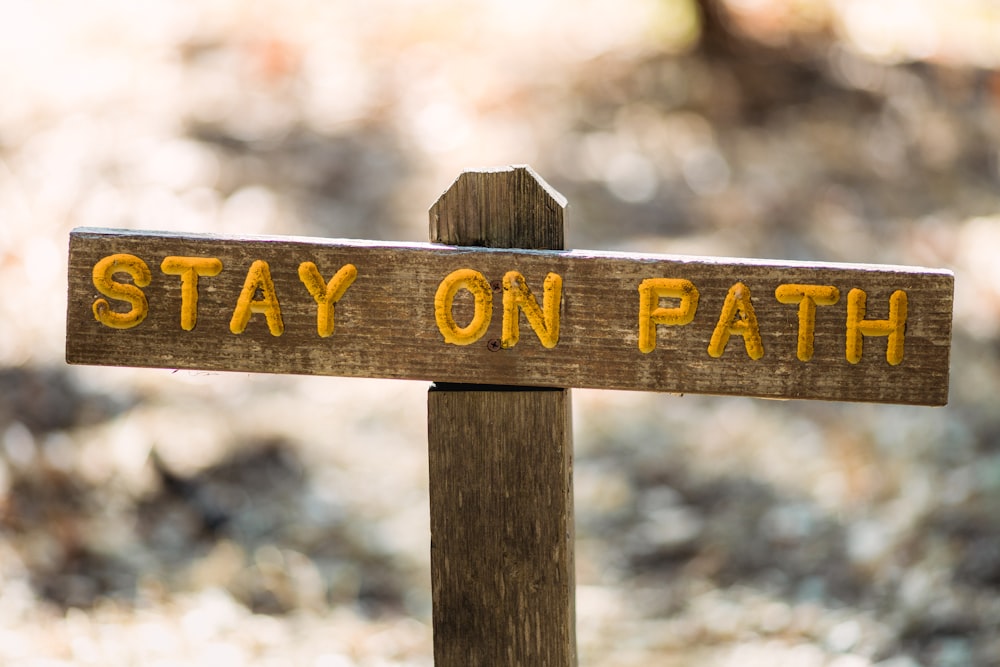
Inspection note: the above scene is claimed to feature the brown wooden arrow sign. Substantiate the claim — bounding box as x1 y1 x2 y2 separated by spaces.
66 227 954 405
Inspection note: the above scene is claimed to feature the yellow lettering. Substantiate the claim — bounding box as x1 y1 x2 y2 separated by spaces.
91 253 151 329
229 260 284 336
501 271 562 349
298 262 358 337
160 256 223 331
637 278 699 353
708 282 764 360
846 288 907 365
775 284 840 361
435 268 493 345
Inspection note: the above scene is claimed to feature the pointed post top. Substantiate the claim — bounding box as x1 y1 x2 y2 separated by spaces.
429 165 567 250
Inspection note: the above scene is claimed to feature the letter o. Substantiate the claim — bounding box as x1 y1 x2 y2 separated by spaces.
434 269 493 345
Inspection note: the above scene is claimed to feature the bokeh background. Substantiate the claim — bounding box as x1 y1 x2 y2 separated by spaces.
2 0 1000 664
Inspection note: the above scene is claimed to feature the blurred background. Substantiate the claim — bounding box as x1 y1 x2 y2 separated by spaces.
1 0 999 664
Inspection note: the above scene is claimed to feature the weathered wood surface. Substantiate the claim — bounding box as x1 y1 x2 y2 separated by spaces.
428 387 575 665
430 165 566 250
427 166 576 666
66 228 954 405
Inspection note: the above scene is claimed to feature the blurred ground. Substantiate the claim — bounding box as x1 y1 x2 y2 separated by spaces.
2 0 1000 665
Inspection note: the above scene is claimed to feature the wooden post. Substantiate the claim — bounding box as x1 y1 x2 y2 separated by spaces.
427 166 576 666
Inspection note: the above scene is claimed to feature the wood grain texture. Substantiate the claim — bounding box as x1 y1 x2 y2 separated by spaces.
427 166 575 666
428 387 575 666
66 230 954 405
429 165 566 250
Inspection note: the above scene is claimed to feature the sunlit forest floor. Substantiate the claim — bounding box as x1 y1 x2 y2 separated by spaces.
2 1 1000 665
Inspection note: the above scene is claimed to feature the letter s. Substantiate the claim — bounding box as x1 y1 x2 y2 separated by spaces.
92 253 151 329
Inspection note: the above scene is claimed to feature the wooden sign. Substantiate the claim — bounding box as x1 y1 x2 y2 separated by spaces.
63 166 956 666
66 227 954 405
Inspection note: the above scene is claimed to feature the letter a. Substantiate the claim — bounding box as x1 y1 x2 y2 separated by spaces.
230 260 284 336
708 282 764 360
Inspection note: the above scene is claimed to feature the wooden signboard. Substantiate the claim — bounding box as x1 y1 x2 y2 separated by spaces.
67 228 953 405
65 166 956 666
